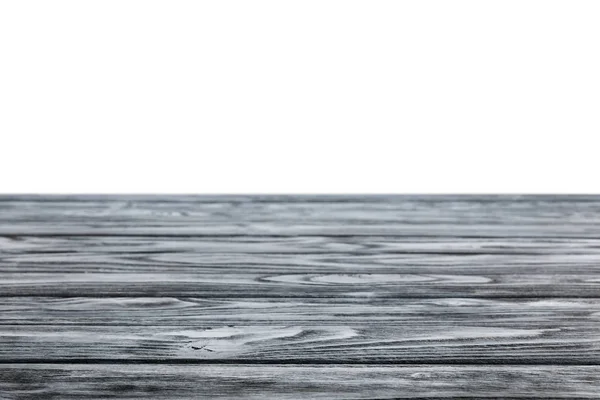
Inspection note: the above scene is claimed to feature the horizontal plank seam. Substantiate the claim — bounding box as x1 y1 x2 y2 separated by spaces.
3 251 586 256
1 359 600 365
0 271 594 276
3 196 598 202
2 234 599 239
4 294 600 299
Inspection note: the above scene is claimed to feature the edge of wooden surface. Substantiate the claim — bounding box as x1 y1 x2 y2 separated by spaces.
2 364 600 399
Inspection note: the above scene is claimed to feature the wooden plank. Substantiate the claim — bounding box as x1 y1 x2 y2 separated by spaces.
3 237 600 276
6 235 600 256
3 296 600 326
2 196 599 397
1 272 599 298
2 364 600 399
1 323 599 364
3 224 599 237
2 196 600 236
1 224 599 237
1 297 599 363
3 250 600 275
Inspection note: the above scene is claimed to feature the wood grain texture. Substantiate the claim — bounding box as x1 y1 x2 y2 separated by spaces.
3 236 600 275
2 196 600 398
3 296 599 325
1 297 600 363
2 364 600 399
2 195 600 237
1 272 599 298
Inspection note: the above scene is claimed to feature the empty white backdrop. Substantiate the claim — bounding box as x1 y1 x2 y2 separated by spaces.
1 1 598 193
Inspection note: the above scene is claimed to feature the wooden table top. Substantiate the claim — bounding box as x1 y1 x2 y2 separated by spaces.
1 195 599 399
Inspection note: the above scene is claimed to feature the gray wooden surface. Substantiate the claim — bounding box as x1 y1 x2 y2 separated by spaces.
1 196 599 398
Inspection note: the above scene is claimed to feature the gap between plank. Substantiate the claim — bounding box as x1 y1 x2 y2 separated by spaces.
1 359 599 366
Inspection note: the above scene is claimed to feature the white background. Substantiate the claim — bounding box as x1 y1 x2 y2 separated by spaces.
1 1 599 193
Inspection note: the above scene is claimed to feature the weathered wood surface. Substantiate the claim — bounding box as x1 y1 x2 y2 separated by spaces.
1 298 600 363
1 196 600 398
3 297 599 325
4 236 600 273
2 364 600 400
5 235 600 254
2 272 600 298
2 195 600 237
